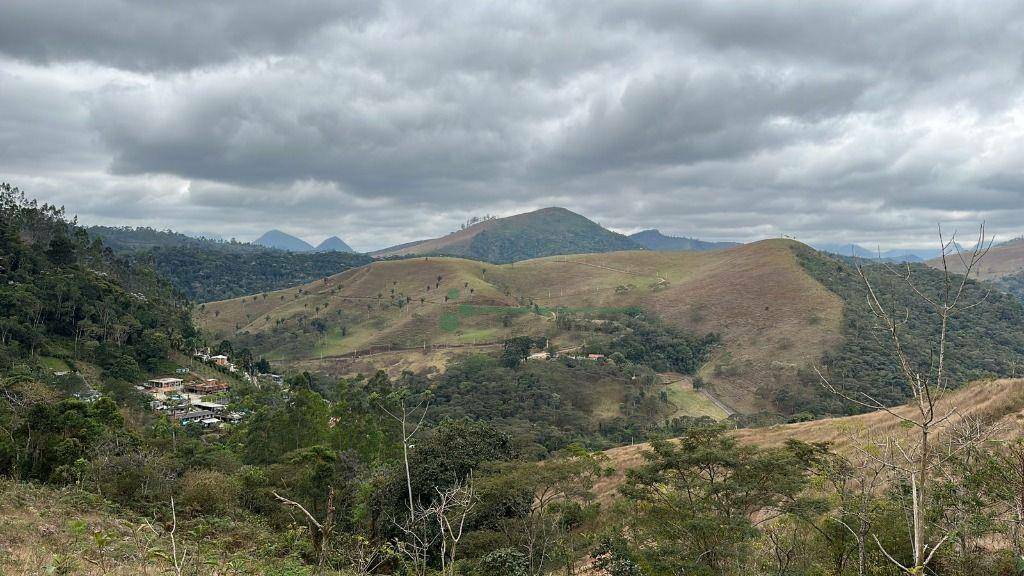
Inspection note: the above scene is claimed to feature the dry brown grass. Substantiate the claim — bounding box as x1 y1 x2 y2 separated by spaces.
927 239 1024 281
595 378 1024 502
197 240 845 412
491 240 844 412
371 218 502 257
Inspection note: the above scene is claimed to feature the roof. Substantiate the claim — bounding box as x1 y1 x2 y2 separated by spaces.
173 410 214 420
148 377 183 385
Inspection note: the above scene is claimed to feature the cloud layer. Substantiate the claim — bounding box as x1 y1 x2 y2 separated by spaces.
2 0 1024 250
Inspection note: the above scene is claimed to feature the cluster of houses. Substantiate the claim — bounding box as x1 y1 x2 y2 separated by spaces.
193 349 283 386
139 375 243 429
527 351 605 361
194 351 237 372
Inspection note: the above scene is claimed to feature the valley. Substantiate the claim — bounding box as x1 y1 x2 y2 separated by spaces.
200 239 846 414
6 187 1024 575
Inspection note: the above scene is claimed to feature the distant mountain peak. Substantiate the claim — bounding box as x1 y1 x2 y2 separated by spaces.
372 206 640 263
629 229 739 252
255 229 314 252
315 236 354 253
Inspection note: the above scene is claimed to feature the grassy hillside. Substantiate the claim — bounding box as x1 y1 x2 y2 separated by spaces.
597 377 1024 501
0 480 333 575
201 239 1024 417
199 240 846 414
372 207 641 262
88 226 372 302
926 237 1024 301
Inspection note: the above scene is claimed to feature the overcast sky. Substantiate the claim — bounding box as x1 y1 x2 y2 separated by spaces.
2 1 1023 252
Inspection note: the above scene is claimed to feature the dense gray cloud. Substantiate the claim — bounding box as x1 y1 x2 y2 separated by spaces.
1 0 1024 252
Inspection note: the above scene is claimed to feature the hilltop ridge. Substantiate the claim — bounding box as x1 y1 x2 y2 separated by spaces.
372 206 641 262
629 229 739 252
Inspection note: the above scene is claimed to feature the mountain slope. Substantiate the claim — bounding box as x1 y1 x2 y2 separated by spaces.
372 207 641 263
255 229 314 252
86 225 225 252
598 378 1024 501
198 239 1024 417
88 226 371 302
1 184 194 384
315 235 354 252
629 229 739 252
138 247 371 303
199 240 845 413
927 239 1024 301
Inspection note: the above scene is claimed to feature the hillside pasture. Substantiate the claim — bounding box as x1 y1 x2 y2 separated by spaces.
197 240 846 413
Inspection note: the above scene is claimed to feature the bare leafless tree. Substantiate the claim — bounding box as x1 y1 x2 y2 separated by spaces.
817 223 993 574
379 396 430 521
391 505 438 576
274 486 336 572
431 478 476 575
168 497 189 576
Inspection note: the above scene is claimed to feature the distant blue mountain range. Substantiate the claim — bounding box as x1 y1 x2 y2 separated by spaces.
255 229 354 253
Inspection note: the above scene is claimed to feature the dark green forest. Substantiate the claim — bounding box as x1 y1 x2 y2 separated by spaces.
0 185 195 385
995 270 1024 304
422 207 641 263
788 245 1024 414
88 226 372 302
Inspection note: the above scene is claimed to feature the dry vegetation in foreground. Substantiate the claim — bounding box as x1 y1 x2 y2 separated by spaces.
595 378 1024 502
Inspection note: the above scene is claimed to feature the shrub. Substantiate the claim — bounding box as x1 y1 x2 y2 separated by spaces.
179 468 238 516
479 548 528 576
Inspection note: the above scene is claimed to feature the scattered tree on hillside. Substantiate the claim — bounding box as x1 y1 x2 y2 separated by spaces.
817 224 996 574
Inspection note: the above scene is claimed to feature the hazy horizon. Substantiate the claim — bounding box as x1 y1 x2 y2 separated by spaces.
3 1 1024 250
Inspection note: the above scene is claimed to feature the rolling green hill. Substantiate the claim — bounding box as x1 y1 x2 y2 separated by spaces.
372 206 641 263
200 240 844 414
200 239 1024 417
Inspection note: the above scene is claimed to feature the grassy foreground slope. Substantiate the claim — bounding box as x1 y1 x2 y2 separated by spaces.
596 378 1024 501
199 239 845 413
0 480 334 575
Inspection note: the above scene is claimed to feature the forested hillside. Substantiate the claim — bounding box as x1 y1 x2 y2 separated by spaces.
629 229 739 251
88 226 371 302
373 207 641 262
137 246 371 302
790 245 1024 414
1 185 195 383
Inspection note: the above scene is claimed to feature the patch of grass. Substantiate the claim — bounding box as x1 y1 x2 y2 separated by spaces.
446 288 460 300
534 305 642 316
37 356 69 372
663 381 728 420
439 312 460 332
456 304 532 318
454 328 501 343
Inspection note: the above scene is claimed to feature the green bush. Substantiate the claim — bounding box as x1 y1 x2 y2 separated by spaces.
179 468 238 516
